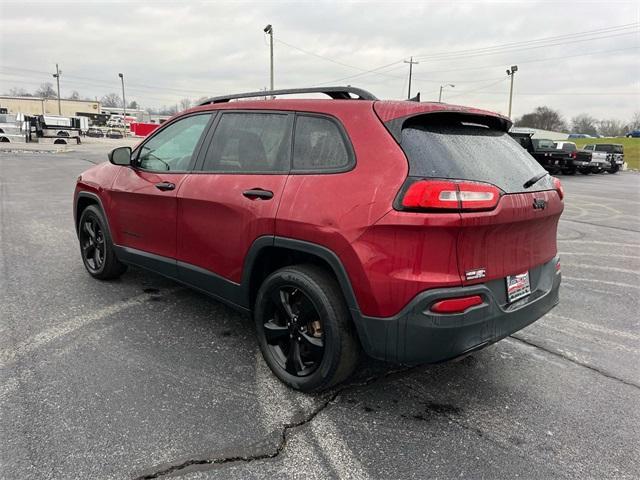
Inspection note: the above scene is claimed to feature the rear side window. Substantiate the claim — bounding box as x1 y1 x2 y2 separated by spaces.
293 115 352 171
202 112 291 173
401 122 553 193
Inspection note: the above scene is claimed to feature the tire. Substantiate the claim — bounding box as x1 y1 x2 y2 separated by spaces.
591 167 603 174
578 168 591 175
562 167 577 175
254 264 360 392
608 163 619 174
78 205 127 280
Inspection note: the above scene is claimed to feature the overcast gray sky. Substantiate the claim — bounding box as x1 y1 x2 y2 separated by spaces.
0 0 638 121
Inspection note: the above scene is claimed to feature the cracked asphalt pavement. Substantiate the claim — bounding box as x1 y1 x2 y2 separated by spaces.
1 147 638 479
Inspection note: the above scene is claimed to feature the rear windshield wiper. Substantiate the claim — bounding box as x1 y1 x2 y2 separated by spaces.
523 172 549 189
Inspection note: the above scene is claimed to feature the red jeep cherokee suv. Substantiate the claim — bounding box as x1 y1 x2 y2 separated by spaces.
74 87 563 392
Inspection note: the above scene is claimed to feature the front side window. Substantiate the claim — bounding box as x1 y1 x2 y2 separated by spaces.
201 112 291 173
292 115 351 171
137 114 211 171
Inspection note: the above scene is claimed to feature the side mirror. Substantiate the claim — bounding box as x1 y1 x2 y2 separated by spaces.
108 146 132 166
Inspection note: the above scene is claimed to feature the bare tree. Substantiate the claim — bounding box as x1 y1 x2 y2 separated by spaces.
179 98 192 111
630 111 640 130
127 100 139 110
598 119 625 138
514 106 567 132
7 87 31 97
570 114 598 136
35 82 57 99
163 105 179 115
101 93 122 107
68 91 81 100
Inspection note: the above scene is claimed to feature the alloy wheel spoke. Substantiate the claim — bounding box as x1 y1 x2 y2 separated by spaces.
84 220 96 240
93 248 101 267
285 338 304 375
299 332 324 360
271 288 295 320
296 296 316 319
83 243 95 258
263 320 289 344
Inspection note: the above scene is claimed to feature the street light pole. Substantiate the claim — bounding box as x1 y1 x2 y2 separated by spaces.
264 24 274 96
438 84 455 102
506 65 518 118
52 64 62 115
118 73 126 122
404 56 419 100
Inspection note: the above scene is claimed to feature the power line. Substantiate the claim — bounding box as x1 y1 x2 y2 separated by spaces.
0 65 217 96
414 46 640 75
413 23 638 61
283 22 638 86
444 77 509 100
412 30 638 63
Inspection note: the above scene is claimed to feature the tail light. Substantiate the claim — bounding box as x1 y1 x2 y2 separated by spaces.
569 151 577 159
430 295 483 314
555 258 561 275
399 179 502 212
553 177 564 200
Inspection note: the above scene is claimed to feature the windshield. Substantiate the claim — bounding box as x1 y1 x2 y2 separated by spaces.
401 123 554 193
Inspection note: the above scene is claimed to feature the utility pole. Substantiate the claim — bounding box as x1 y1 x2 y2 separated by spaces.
264 24 274 97
118 73 126 120
404 57 419 100
506 65 518 118
438 84 455 102
52 64 62 115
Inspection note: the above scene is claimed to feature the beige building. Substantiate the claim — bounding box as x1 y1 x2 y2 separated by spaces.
0 96 100 117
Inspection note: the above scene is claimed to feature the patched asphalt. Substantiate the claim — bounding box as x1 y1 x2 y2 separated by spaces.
1 147 638 479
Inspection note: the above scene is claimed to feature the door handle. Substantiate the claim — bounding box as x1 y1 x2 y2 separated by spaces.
155 181 176 191
243 188 274 200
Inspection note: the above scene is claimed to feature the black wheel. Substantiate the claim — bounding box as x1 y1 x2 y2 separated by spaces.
78 205 126 280
578 168 591 175
591 167 603 174
608 163 619 174
254 264 360 392
562 167 577 175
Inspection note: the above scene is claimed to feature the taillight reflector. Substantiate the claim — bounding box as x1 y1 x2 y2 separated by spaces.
553 177 564 200
430 295 483 314
401 180 501 211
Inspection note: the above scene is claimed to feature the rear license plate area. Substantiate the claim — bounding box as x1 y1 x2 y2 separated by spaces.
506 272 531 303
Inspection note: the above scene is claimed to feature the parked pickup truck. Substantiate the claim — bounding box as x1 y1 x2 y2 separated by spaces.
582 143 624 173
553 141 593 175
509 133 572 174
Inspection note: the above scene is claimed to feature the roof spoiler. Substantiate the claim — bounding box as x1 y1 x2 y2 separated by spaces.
382 111 513 144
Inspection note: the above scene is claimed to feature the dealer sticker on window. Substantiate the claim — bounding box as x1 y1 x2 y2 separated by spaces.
506 272 531 303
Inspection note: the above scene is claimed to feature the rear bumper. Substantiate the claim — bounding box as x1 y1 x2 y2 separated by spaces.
353 256 560 364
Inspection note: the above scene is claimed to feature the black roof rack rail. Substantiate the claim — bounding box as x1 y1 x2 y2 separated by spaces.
198 86 378 105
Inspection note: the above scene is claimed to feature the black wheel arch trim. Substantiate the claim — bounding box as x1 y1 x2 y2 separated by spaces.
240 236 360 312
75 191 113 240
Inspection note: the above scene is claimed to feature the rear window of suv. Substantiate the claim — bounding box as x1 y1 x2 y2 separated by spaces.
401 120 553 193
595 144 623 154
